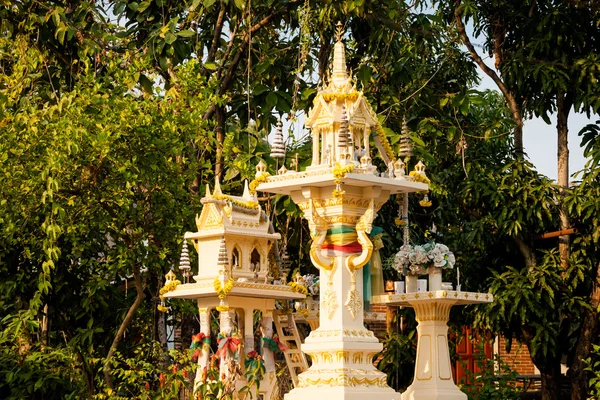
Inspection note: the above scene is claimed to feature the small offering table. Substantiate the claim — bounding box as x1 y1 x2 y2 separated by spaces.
372 291 493 400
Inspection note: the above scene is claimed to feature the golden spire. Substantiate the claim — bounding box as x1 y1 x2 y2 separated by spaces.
332 21 348 87
335 21 343 42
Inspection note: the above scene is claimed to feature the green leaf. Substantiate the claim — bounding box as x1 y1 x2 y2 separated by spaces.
177 30 196 38
203 0 216 8
165 32 177 45
234 0 245 10
266 92 278 109
139 74 154 95
203 61 218 71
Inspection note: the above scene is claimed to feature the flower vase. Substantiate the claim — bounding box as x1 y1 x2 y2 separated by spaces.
405 273 418 293
428 266 443 291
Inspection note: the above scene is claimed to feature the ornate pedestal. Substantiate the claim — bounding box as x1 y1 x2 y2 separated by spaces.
372 291 493 400
259 176 426 400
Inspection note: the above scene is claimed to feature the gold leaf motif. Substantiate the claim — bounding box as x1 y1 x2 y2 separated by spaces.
322 288 338 320
345 288 362 320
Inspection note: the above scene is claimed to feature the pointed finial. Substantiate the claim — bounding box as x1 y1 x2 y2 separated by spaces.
331 22 348 86
213 177 222 195
335 21 344 42
242 180 251 199
205 183 211 197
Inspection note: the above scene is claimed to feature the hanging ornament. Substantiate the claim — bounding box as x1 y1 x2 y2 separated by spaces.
338 105 349 149
217 236 229 268
419 193 432 208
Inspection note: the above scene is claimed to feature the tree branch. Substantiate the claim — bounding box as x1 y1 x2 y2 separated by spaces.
203 3 297 121
103 262 145 389
453 2 524 154
206 2 227 63
513 237 536 268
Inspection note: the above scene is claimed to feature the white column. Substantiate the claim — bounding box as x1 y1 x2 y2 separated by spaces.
219 306 236 378
194 305 212 390
261 311 276 374
313 129 321 166
401 300 465 400
244 308 255 353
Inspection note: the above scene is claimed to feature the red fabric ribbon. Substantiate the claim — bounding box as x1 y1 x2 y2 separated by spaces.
216 334 240 358
274 334 287 352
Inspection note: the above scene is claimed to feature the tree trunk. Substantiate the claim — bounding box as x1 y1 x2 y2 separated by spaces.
570 262 600 400
215 105 225 180
104 264 145 389
557 92 571 270
538 358 563 400
453 2 524 157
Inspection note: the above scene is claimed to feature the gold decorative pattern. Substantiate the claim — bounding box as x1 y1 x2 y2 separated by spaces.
336 351 350 363
322 287 338 320
352 353 364 364
345 288 362 320
413 302 454 322
308 329 376 339
297 197 385 211
297 375 388 388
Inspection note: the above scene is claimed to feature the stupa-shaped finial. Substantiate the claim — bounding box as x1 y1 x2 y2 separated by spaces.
205 183 211 198
338 105 349 149
165 269 177 284
217 236 229 268
270 119 286 159
398 116 413 159
255 160 267 177
332 21 348 86
178 241 191 283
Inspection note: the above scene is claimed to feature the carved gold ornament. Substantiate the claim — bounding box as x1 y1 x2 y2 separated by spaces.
321 285 338 320
344 288 362 320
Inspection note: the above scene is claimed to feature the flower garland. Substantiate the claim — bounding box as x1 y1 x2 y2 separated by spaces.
288 281 308 295
419 197 432 207
373 123 396 163
322 92 359 102
332 163 354 198
157 304 169 313
409 170 431 184
214 277 234 300
211 193 258 209
159 280 181 300
249 172 271 194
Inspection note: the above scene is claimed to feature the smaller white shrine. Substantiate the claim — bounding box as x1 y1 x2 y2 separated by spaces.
188 179 278 284
162 179 304 400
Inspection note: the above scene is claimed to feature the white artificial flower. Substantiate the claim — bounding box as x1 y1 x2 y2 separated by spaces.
433 253 446 267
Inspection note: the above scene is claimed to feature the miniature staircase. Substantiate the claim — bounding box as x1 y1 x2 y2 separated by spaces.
273 310 309 388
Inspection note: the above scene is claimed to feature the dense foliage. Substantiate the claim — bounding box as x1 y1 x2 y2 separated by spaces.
0 0 599 399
